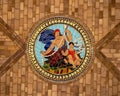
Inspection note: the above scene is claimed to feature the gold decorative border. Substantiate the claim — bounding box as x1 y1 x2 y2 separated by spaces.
27 16 94 83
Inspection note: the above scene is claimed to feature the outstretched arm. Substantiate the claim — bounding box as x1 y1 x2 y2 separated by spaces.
65 29 72 42
41 41 55 56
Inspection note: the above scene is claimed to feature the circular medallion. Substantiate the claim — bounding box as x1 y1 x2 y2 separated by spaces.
27 15 94 83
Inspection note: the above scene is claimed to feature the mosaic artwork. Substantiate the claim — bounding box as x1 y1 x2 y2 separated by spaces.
27 16 94 83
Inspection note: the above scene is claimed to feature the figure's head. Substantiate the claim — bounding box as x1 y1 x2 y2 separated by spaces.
69 42 74 49
54 29 60 37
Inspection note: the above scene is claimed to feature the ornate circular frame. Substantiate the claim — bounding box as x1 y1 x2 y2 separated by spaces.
27 15 94 83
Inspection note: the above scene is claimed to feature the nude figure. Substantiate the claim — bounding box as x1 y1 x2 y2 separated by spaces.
41 29 72 56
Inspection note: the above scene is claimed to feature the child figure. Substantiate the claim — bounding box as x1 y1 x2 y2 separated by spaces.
62 42 81 68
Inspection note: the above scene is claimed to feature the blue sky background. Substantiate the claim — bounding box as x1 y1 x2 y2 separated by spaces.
35 24 85 66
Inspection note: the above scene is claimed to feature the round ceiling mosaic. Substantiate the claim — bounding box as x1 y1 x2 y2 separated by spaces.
27 15 94 83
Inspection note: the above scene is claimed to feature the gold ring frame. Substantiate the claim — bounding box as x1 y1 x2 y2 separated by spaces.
27 15 94 83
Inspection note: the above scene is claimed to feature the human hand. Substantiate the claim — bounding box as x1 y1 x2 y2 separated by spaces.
40 51 46 56
65 29 69 32
61 50 64 55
